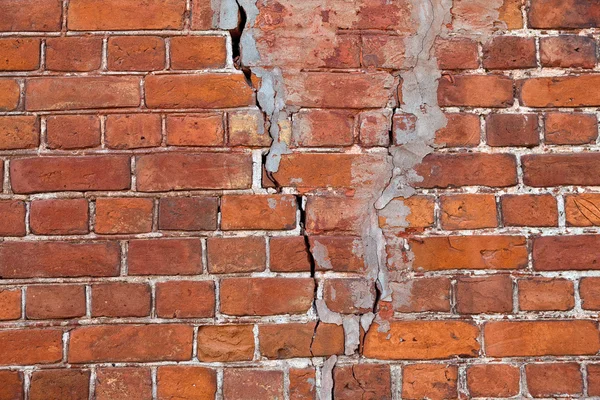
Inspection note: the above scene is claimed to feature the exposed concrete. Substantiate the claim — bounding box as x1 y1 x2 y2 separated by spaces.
342 315 361 355
319 355 338 400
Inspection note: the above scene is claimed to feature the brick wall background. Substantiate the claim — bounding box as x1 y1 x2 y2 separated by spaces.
1 0 600 398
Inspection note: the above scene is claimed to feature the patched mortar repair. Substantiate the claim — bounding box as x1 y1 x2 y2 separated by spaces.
2 0 600 397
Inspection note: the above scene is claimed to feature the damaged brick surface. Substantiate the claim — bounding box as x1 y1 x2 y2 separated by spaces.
2 0 600 398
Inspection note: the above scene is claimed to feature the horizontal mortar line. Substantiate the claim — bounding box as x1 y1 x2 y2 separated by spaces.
0 68 241 77
0 30 231 37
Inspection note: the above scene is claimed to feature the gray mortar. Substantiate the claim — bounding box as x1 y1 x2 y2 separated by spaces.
342 315 361 355
319 355 337 400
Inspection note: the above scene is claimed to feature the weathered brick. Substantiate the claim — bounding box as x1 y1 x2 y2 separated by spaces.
29 369 90 400
540 36 596 69
529 0 600 28
46 115 101 149
108 36 165 71
589 364 600 396
170 36 227 69
69 324 193 363
579 277 600 310
0 288 21 321
402 364 457 400
485 320 600 357
0 116 38 150
0 0 62 31
545 112 598 145
434 113 480 147
324 278 375 314
310 236 366 272
220 278 314 316
438 75 514 107
128 239 202 275
136 153 252 191
335 364 391 400
410 236 527 271
0 79 20 111
105 114 162 149
156 281 215 318
565 194 600 226
456 275 512 314
361 34 405 69
440 194 497 230
30 198 89 235
25 77 141 111
306 196 366 234
197 325 255 362
533 235 600 271
259 322 344 358
289 368 316 400
221 195 297 230
96 368 152 400
95 197 154 234
166 113 224 146
91 282 151 317
270 236 311 272
0 200 26 236
145 74 254 108
482 36 536 69
68 0 186 30
228 109 270 147
379 196 435 229
363 321 480 360
518 278 575 311
467 364 520 398
191 0 212 29
207 237 266 273
0 371 23 399
391 277 451 313
158 196 218 231
292 109 355 147
486 113 539 147
0 241 120 278
435 38 479 70
0 38 40 71
0 329 63 365
359 109 392 147
46 37 103 72
519 76 600 107
526 363 583 398
26 284 85 319
157 366 217 400
523 154 600 187
223 369 283 400
502 194 558 227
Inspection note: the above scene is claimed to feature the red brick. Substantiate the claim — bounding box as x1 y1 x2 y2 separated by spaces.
523 154 600 186
379 196 435 229
361 34 405 69
438 75 514 107
518 278 574 311
170 36 227 69
580 277 600 310
410 236 528 271
588 364 600 396
259 322 344 358
335 364 391 399
450 0 523 30
30 369 90 400
456 275 513 314
0 200 26 236
0 79 19 111
359 109 392 147
107 36 166 71
363 321 480 360
197 325 255 362
502 194 558 227
391 277 451 313
545 112 597 145
324 278 375 314
486 113 539 147
158 196 218 231
0 328 63 365
26 284 85 319
46 37 102 72
30 198 89 235
533 235 600 271
95 197 153 234
529 0 600 28
96 368 152 400
105 114 162 149
440 194 498 230
285 71 396 108
69 324 193 363
0 115 39 150
0 38 40 71
46 115 101 149
565 194 600 226
306 196 366 234
136 153 252 191
0 0 62 31
483 36 536 69
292 109 355 147
434 113 480 147
145 74 254 109
191 0 212 29
541 36 596 69
228 109 270 147
166 113 224 146
223 369 283 400
435 38 479 70
270 236 311 272
485 320 600 357
207 237 266 273
156 280 215 318
128 239 202 275
0 241 120 278
415 153 518 188
220 278 314 316
25 76 141 111
0 288 21 320
68 0 186 30
289 368 316 400
519 76 600 107
221 195 297 230
91 282 151 317
310 236 365 272
526 363 582 398
0 371 23 400
157 366 216 400
467 364 520 398
402 364 456 400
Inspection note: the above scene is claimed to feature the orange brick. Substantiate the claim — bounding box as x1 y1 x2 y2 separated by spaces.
207 237 266 273
170 36 227 69
0 115 39 150
91 282 151 317
323 278 375 314
580 277 600 310
435 37 479 70
46 37 102 72
95 197 154 234
519 76 600 107
107 36 165 71
221 195 297 230
502 194 558 227
565 194 600 226
391 277 451 313
156 281 215 318
197 325 255 362
533 235 600 271
0 0 62 32
378 196 435 229
518 278 574 311
223 369 283 400
402 364 457 400
440 194 498 230
434 113 480 147
0 38 40 71
29 369 90 400
46 115 101 149
26 284 85 319
526 363 583 397
0 289 21 320
0 79 20 111
269 236 311 272
30 198 89 235
0 329 62 365
467 364 520 398
259 322 344 358
335 364 391 399
438 75 514 107
157 366 216 400
0 200 26 236
545 112 597 145
166 113 224 146
128 239 202 276
456 275 513 314
96 368 152 400
105 114 162 149
482 36 536 69
292 109 355 147
0 371 23 399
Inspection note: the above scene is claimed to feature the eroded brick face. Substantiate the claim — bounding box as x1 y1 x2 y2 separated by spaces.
1 0 599 398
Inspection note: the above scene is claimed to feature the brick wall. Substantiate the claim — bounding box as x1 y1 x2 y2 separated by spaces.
1 0 600 398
